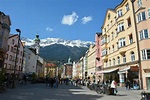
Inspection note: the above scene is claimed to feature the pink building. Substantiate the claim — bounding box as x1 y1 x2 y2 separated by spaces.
95 32 103 82
4 34 24 75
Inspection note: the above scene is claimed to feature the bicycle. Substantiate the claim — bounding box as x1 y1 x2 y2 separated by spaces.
95 84 105 94
0 82 7 93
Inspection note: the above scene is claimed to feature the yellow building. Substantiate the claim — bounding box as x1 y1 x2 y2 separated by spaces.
87 44 96 82
133 0 150 90
101 0 139 86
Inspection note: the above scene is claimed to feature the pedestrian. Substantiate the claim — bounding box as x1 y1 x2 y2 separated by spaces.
125 80 131 90
110 79 118 95
45 76 48 86
23 75 27 85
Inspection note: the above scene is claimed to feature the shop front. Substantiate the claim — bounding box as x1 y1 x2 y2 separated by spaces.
102 68 119 84
118 65 139 87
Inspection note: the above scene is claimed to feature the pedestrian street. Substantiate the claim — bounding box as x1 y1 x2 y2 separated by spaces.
0 83 142 100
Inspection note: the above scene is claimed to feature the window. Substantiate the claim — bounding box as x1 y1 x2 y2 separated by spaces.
123 55 126 63
9 55 12 61
125 3 129 11
107 35 110 42
129 34 133 44
137 12 146 22
7 45 10 51
101 37 107 45
140 29 149 40
5 54 8 60
112 32 114 40
141 49 150 60
8 64 11 69
138 0 142 8
109 47 110 54
11 46 13 52
106 61 108 67
127 17 131 27
4 63 7 69
148 8 150 18
115 29 118 37
109 60 111 66
117 9 123 18
116 42 119 50
102 49 107 56
12 39 15 45
117 23 124 32
118 56 120 64
104 28 106 33
20 58 21 63
131 51 135 61
112 45 114 52
113 58 115 66
118 38 126 48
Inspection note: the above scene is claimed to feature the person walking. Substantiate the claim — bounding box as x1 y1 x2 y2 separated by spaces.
23 75 27 85
110 79 118 95
125 80 131 90
45 76 48 86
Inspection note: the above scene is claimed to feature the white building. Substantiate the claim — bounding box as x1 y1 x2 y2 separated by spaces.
23 47 38 74
72 61 77 79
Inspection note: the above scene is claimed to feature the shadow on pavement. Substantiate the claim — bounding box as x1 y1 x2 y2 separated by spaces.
0 83 103 100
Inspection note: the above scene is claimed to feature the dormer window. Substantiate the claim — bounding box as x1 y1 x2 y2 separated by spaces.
125 3 129 11
117 9 123 18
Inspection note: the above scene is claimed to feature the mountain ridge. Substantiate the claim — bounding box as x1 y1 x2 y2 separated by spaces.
21 37 94 62
21 37 94 47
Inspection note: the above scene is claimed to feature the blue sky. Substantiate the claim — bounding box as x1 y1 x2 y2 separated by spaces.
0 0 122 42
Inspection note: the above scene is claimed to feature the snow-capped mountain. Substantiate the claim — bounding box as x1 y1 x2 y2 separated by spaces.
21 37 94 48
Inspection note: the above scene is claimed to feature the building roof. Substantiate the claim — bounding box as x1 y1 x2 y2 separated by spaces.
46 62 56 67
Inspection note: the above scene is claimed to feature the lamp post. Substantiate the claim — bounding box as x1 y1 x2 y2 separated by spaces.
130 0 143 89
12 29 21 88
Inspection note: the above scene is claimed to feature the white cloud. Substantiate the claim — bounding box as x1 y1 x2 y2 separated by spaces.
81 16 92 24
46 27 53 32
61 12 79 25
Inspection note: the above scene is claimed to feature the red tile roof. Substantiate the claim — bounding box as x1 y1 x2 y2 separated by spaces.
46 63 56 67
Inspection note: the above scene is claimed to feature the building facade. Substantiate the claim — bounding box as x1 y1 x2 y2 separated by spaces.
133 0 150 90
0 11 11 72
101 0 139 86
45 62 57 78
63 57 73 79
23 47 38 74
4 34 23 75
95 33 103 82
87 44 96 82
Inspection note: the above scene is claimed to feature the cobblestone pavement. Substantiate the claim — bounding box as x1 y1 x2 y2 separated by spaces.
0 83 143 100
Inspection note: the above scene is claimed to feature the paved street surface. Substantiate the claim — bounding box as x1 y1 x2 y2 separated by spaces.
0 83 142 100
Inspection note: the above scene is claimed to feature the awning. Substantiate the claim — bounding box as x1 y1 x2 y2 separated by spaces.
96 70 103 75
102 68 118 74
118 66 130 74
118 66 139 74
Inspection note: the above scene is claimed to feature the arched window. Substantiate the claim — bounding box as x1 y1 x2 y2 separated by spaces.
131 51 135 61
123 55 126 63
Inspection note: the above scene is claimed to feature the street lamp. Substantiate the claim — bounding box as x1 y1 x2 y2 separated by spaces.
130 0 143 89
12 29 21 88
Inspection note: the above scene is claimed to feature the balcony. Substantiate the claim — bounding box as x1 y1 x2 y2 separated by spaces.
103 55 108 62
119 47 126 55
